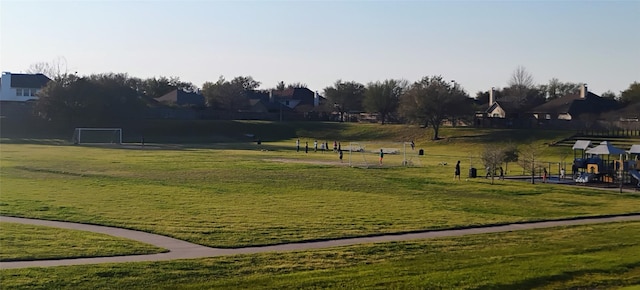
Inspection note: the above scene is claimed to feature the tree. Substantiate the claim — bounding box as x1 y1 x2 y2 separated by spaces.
276 81 286 91
502 143 519 175
287 82 308 89
399 76 467 140
202 76 260 112
516 144 543 184
141 76 196 98
363 79 407 125
600 90 617 99
620 82 640 104
505 66 536 108
35 73 146 126
546 78 580 100
323 80 365 122
480 145 506 184
25 57 70 79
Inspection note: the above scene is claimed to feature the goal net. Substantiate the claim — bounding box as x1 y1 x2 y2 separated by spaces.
72 128 122 145
346 141 421 168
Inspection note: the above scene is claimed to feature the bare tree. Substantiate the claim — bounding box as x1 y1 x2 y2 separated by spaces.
480 145 506 184
25 57 69 79
516 144 543 184
507 66 535 106
509 65 535 89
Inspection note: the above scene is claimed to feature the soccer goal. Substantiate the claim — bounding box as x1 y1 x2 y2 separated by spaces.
72 128 122 145
346 141 420 168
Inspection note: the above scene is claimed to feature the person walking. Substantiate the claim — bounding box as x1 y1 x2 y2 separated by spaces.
296 139 300 152
485 166 491 178
499 166 504 180
305 142 309 154
454 160 461 181
560 168 566 179
379 149 384 165
339 149 343 163
333 141 338 152
543 168 548 183
314 140 318 152
410 140 415 151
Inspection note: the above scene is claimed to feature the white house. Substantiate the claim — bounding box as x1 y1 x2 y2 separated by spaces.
0 72 52 102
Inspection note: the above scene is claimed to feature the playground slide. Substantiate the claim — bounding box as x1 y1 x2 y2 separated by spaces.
575 172 594 184
630 170 640 187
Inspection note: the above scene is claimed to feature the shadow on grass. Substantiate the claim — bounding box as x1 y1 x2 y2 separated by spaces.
490 261 640 290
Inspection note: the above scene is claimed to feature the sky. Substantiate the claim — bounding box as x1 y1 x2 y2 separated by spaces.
1 0 639 96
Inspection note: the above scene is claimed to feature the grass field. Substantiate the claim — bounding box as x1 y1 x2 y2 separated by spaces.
1 125 638 248
0 222 165 262
1 123 639 288
1 222 638 289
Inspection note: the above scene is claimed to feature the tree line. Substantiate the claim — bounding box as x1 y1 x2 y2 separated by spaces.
28 62 640 139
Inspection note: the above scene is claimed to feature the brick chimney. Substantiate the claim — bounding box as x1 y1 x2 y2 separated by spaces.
489 87 495 107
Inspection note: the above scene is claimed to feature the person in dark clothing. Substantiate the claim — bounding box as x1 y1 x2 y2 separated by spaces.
454 160 461 180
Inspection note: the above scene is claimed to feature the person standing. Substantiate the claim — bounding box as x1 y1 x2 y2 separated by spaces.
499 166 504 180
560 168 566 179
454 160 461 180
339 149 343 163
314 140 318 152
379 149 384 165
333 141 338 152
296 139 300 152
410 140 415 151
543 168 548 183
305 141 309 154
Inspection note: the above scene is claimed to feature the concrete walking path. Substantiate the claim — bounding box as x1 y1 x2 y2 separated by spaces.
1 214 639 269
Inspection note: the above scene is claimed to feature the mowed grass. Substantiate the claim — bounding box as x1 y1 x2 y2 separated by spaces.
1 222 638 289
2 134 639 248
0 222 165 261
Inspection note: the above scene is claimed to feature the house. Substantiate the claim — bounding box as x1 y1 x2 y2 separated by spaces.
529 84 618 121
154 89 205 107
0 72 51 102
269 88 323 111
485 87 524 119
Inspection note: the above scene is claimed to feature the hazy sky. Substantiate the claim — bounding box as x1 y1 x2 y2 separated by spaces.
1 0 639 96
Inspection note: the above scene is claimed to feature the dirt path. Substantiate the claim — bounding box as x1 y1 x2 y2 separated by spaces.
1 214 639 269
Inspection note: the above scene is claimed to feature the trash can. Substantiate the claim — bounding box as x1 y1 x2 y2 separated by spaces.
469 168 477 178
418 149 424 156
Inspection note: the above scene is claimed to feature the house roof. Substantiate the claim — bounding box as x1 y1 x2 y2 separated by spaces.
9 73 51 88
616 102 640 118
486 100 520 114
529 91 618 116
155 89 205 106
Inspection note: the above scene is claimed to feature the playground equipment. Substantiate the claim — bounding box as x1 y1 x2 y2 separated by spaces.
571 140 640 185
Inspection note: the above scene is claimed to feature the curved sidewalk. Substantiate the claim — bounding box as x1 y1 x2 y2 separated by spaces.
2 214 639 269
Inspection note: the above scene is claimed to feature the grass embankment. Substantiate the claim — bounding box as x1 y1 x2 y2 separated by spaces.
1 222 638 289
0 223 165 262
1 126 638 248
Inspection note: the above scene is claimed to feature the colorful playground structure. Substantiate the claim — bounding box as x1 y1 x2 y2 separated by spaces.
572 141 640 188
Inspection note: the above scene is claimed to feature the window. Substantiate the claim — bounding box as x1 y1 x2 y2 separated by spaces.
30 89 37 96
545 114 551 120
16 88 22 96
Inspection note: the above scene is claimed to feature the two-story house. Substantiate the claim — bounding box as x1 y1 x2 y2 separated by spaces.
0 72 52 102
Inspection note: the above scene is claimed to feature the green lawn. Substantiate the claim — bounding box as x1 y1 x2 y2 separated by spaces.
1 131 639 248
0 222 166 261
1 222 638 289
